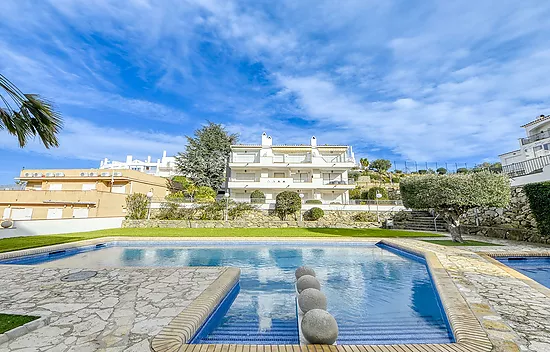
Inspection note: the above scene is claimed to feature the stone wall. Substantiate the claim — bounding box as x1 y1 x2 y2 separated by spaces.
461 186 548 244
124 209 395 229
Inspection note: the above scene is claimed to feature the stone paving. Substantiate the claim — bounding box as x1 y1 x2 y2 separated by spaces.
391 238 550 352
0 266 223 352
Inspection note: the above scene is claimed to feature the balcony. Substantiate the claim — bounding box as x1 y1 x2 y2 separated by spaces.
503 155 550 177
227 177 355 189
521 130 550 145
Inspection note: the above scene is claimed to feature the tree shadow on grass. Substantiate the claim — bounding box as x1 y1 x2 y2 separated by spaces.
303 228 437 238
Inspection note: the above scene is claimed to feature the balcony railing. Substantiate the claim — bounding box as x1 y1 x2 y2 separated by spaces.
503 155 550 177
228 178 355 185
521 130 550 145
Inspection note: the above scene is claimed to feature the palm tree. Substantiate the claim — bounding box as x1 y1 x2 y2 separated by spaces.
0 74 62 148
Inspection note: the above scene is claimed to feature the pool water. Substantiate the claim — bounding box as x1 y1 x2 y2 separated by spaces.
1 241 453 345
497 256 550 288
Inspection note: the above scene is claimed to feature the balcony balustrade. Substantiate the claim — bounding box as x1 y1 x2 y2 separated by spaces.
521 130 550 145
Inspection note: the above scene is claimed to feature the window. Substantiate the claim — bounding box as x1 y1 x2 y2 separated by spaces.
534 146 543 152
72 208 89 219
49 184 62 191
47 208 63 219
112 185 126 194
82 183 96 191
11 208 33 220
544 144 550 150
273 172 286 178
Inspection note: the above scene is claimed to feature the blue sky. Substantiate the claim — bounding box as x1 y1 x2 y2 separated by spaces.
1 1 550 183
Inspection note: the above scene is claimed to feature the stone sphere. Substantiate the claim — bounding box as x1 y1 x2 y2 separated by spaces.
298 288 327 313
296 275 321 293
1 220 13 229
301 309 338 344
295 266 316 279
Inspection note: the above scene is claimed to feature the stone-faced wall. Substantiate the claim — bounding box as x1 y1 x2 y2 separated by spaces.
123 209 395 229
461 187 548 244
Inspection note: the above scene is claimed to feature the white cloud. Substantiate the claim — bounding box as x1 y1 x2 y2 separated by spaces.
0 118 187 162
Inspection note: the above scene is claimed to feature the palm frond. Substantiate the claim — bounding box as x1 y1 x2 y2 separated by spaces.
0 74 63 148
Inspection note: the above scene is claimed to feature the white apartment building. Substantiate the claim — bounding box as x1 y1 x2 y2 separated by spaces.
99 151 178 178
227 133 357 204
499 114 550 184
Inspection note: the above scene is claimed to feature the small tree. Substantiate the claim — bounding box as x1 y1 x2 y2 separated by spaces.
126 193 149 219
359 158 369 169
250 190 266 204
304 207 324 221
275 191 302 220
436 167 447 175
400 172 510 242
349 188 362 200
195 186 216 203
370 159 392 172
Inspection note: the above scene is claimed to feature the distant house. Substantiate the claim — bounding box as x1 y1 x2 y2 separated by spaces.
0 169 169 220
227 133 357 204
100 151 178 178
500 114 550 185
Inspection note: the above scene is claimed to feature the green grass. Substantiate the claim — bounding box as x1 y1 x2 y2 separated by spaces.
423 239 500 247
0 227 444 253
0 314 38 334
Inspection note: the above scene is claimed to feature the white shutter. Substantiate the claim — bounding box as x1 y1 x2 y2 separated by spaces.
49 184 63 191
11 208 33 220
82 183 96 191
112 185 126 194
72 208 89 218
47 208 63 219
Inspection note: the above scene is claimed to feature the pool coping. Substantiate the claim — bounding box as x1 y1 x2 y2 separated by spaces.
1 237 493 352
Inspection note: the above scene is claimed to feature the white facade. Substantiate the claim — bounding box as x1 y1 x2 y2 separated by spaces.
227 133 357 204
99 151 178 178
500 114 550 179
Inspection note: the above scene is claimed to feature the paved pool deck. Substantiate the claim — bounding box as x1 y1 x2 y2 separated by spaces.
0 236 549 352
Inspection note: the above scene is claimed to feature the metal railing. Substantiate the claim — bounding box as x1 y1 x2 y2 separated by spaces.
521 130 550 145
349 199 403 206
502 155 550 177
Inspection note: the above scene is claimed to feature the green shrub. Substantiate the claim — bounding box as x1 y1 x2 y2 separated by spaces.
125 193 149 219
156 202 179 220
305 199 322 204
197 201 224 220
304 207 324 221
456 168 469 174
367 187 388 200
165 191 187 202
400 171 510 242
250 190 266 204
523 182 550 236
436 167 447 175
352 212 377 222
228 202 256 220
275 191 302 220
195 186 216 203
349 188 362 200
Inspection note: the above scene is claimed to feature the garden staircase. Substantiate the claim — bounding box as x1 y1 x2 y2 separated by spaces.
393 210 448 233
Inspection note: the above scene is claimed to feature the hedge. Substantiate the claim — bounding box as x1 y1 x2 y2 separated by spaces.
305 199 322 204
523 182 550 236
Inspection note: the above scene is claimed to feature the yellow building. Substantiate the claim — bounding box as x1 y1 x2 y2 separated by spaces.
0 169 169 220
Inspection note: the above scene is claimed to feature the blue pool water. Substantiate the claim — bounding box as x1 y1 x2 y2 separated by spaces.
497 256 550 288
1 241 453 345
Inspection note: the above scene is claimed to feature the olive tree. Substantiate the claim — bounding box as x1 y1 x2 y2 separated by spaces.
400 172 510 242
275 191 302 220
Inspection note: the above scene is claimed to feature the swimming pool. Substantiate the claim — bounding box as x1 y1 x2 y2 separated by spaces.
1 241 453 345
497 256 550 288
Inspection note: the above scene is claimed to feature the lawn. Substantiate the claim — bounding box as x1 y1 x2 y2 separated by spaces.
0 227 444 253
423 239 499 247
0 314 38 334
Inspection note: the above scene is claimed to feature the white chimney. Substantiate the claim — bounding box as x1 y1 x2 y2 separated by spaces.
310 136 317 147
126 155 132 163
163 150 167 158
147 156 151 163
261 132 272 146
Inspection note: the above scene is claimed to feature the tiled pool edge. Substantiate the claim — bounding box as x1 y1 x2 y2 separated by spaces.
0 237 494 351
151 267 240 352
